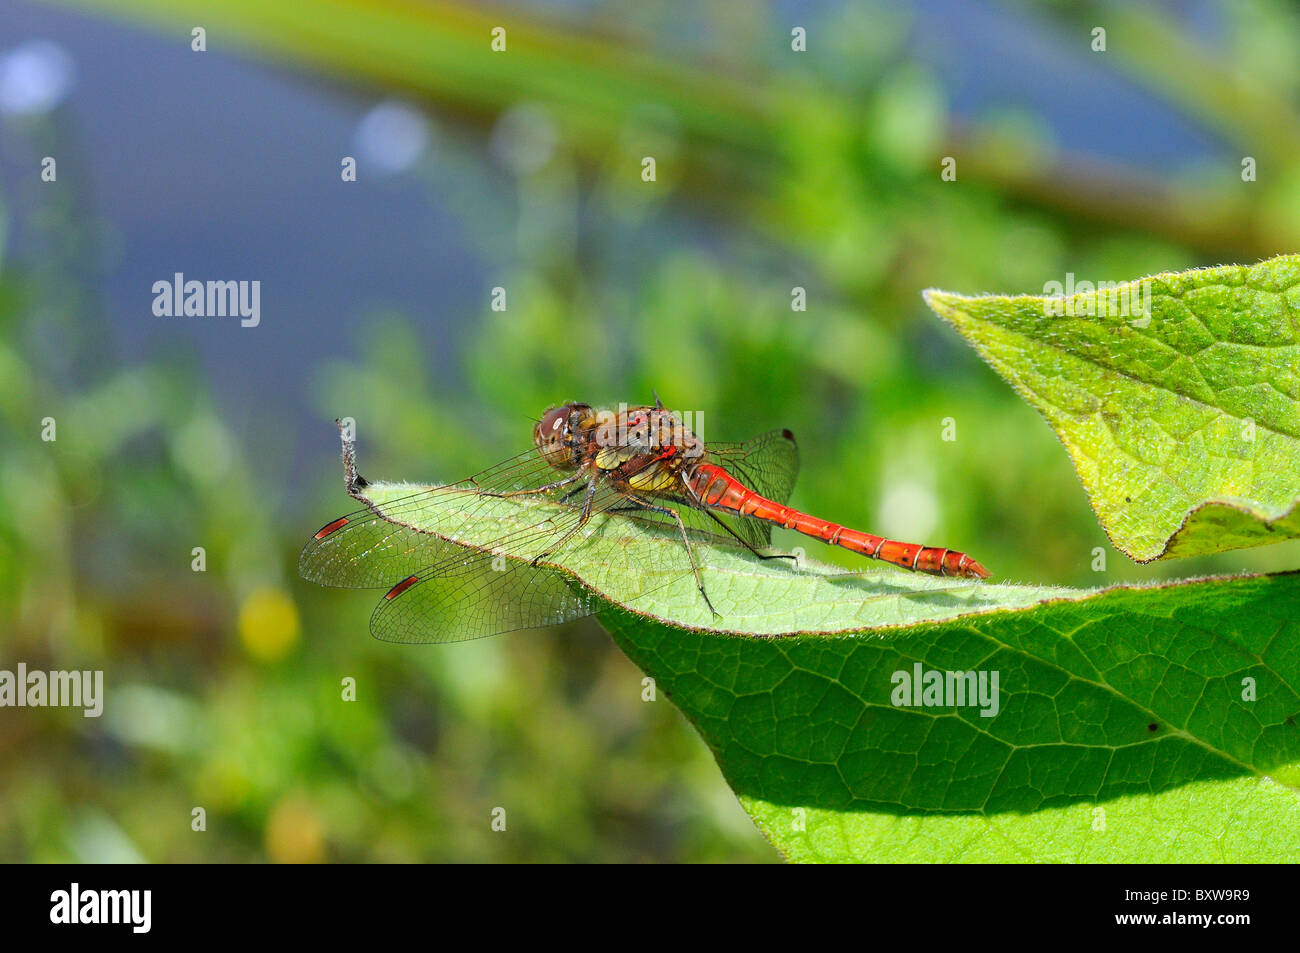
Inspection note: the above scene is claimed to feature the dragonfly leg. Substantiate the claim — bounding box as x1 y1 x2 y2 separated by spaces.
678 471 796 563
699 508 798 562
621 493 719 618
530 474 598 566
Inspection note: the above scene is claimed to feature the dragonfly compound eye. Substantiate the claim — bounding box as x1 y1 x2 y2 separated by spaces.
535 403 592 468
534 406 569 463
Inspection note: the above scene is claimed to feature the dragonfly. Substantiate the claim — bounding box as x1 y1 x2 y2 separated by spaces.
299 399 990 643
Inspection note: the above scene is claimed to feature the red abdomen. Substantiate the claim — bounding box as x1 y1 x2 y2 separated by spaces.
685 464 990 580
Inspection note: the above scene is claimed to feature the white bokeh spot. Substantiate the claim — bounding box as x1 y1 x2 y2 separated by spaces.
353 100 432 175
0 39 76 116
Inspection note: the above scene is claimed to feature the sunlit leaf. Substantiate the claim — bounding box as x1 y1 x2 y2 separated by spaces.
924 255 1300 563
338 451 1300 862
601 574 1300 862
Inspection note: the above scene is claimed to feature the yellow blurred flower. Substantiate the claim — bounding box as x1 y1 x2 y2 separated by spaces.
264 794 326 864
238 587 300 662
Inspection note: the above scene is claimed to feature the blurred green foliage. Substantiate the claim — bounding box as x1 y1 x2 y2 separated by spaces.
5 0 1300 862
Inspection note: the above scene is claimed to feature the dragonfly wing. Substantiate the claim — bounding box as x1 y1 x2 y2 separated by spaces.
300 448 571 589
700 429 800 548
300 505 463 589
364 476 717 642
305 447 609 641
710 429 799 504
370 550 596 643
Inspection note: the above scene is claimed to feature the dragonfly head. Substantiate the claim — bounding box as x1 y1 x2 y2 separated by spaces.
534 402 594 469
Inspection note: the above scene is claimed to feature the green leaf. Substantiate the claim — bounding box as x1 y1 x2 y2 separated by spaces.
351 468 1300 862
923 255 1300 563
601 573 1300 862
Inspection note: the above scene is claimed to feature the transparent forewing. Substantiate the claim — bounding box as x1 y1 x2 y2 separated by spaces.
299 448 575 589
300 509 462 589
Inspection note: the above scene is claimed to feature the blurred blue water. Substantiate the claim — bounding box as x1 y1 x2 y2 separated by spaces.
0 0 1226 480
0 1 490 464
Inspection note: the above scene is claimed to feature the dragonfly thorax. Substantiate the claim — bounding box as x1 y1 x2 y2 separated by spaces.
590 405 704 463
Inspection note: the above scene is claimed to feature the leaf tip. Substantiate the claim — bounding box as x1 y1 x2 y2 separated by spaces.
921 287 965 319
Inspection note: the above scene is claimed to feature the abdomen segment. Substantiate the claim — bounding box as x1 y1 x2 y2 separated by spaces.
686 463 990 580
